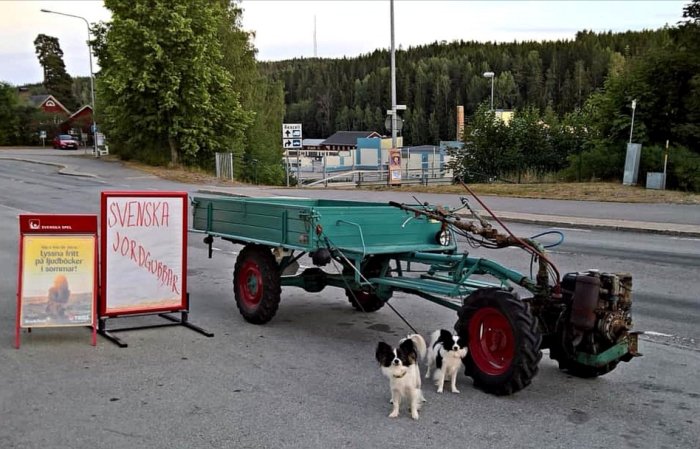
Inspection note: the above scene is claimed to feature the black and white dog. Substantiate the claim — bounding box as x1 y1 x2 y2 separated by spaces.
375 334 427 420
425 329 468 394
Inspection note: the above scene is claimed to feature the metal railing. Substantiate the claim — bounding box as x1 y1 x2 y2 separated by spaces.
298 166 453 187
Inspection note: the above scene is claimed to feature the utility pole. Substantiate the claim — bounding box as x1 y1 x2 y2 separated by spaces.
41 9 97 157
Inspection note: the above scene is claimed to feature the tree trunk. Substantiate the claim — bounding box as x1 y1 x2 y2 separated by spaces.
168 136 179 166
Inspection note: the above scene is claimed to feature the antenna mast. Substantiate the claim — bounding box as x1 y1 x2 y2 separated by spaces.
314 15 318 57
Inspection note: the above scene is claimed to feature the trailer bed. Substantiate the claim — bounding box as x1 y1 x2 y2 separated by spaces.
191 196 455 255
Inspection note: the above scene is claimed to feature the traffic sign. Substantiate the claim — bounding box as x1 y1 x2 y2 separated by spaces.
283 139 302 149
282 123 302 139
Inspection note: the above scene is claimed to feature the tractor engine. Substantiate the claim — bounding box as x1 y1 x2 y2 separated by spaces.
545 270 638 376
562 270 633 345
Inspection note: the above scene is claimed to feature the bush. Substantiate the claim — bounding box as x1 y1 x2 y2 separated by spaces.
560 142 625 181
668 145 700 192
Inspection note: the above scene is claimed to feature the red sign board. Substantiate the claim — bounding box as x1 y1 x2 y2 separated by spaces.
16 214 98 348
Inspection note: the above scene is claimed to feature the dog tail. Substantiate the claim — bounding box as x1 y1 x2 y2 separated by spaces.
429 329 441 349
406 334 427 360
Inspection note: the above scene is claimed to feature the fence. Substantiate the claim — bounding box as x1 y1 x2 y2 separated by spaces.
215 152 234 180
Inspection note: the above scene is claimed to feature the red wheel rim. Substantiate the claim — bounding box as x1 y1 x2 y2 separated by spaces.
468 307 515 376
238 260 263 309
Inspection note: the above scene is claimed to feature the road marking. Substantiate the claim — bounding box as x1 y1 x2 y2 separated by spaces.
669 237 700 242
551 227 591 233
0 203 30 213
212 246 238 256
644 331 674 338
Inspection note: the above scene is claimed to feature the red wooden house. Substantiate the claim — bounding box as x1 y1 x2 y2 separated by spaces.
28 94 71 120
60 105 93 142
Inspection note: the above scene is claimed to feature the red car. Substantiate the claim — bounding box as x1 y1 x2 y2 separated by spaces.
52 134 79 150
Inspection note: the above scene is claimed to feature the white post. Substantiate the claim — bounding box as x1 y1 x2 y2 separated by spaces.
323 153 327 187
389 0 397 186
663 139 669 190
286 151 290 187
629 99 637 144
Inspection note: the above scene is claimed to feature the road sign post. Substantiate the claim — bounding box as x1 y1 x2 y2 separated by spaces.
282 124 303 186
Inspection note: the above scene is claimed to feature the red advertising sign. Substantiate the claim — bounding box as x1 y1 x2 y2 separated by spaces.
100 191 188 317
16 214 98 348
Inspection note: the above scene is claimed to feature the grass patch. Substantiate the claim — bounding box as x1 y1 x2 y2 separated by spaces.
360 182 700 205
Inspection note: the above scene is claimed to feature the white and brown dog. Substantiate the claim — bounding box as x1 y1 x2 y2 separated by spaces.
375 334 427 420
425 329 468 393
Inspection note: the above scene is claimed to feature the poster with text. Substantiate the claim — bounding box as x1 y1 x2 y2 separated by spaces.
389 148 402 184
102 192 187 316
20 235 96 327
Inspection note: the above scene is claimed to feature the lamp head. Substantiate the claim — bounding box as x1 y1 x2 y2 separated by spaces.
483 71 495 78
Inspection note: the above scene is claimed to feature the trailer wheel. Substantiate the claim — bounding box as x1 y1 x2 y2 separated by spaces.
455 288 542 395
233 244 281 324
344 256 389 312
345 289 385 313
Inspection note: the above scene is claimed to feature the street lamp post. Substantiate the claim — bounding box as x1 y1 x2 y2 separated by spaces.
483 71 495 111
629 99 637 144
40 9 97 157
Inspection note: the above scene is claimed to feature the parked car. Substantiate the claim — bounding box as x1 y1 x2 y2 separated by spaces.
52 134 79 150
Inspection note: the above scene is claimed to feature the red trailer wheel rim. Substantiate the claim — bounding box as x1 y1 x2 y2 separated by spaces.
468 307 515 376
239 261 263 308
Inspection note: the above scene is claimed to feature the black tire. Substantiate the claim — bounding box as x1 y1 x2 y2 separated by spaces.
233 244 281 324
455 288 542 395
344 256 389 312
549 312 620 378
345 289 385 312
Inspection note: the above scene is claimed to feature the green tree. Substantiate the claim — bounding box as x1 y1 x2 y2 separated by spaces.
95 0 252 166
450 104 513 180
0 82 19 144
33 34 78 111
217 1 285 184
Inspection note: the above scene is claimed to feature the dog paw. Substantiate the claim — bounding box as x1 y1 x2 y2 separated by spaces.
411 412 419 420
389 411 399 418
451 389 460 394
436 388 443 394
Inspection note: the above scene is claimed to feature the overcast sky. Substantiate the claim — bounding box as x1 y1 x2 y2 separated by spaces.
0 0 688 86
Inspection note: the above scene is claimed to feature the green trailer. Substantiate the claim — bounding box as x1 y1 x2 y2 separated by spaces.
190 194 640 395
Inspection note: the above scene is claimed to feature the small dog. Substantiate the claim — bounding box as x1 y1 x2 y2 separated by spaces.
375 334 427 420
425 329 468 394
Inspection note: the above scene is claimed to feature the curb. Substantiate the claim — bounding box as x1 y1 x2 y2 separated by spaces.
0 156 98 178
481 213 700 238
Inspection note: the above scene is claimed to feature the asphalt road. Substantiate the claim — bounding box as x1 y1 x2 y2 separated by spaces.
0 152 698 449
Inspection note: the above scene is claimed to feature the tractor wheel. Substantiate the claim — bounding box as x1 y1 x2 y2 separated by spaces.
344 256 389 312
549 312 620 378
455 288 542 395
233 244 281 324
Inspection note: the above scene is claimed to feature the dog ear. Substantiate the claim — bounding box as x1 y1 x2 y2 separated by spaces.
439 329 453 343
399 339 417 363
376 342 394 365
